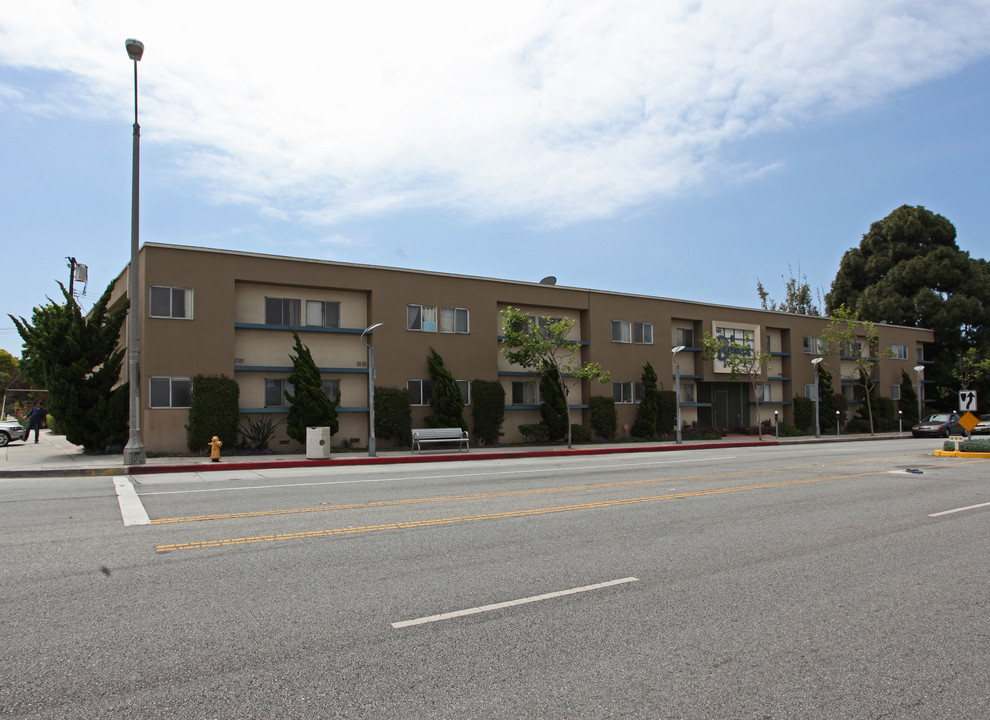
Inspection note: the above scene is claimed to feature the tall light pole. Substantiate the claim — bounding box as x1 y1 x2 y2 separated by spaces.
672 345 685 444
360 323 383 457
123 38 146 465
914 365 925 420
812 357 823 438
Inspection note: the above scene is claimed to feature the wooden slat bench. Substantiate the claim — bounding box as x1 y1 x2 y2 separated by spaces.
412 428 470 453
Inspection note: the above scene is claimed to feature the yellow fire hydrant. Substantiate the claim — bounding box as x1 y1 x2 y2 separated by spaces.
208 435 223 462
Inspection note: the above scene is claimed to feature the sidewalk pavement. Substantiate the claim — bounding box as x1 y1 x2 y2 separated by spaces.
0 428 918 479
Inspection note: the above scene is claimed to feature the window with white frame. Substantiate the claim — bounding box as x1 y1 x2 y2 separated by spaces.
407 379 434 406
890 384 901 400
149 376 192 408
265 297 301 326
675 327 694 347
456 380 471 405
613 381 634 404
802 337 823 355
634 322 653 344
307 300 340 329
265 378 289 407
681 382 696 403
804 383 817 400
440 307 470 334
511 381 538 405
889 344 909 360
321 379 340 403
840 342 862 358
407 304 438 332
916 347 924 363
150 286 193 319
611 320 632 343
842 384 857 401
756 384 771 402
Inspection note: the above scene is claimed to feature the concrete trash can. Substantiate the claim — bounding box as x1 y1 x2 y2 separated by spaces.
306 426 332 459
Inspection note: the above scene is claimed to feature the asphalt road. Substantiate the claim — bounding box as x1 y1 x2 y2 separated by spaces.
1 439 987 719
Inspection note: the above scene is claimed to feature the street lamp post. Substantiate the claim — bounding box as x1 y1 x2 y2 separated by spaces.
123 38 146 465
360 323 384 457
914 365 925 420
672 345 685 444
811 357 823 438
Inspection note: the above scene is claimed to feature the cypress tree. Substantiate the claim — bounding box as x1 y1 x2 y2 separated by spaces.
11 282 127 452
540 365 568 441
424 348 467 429
284 330 338 443
631 362 660 437
470 379 505 446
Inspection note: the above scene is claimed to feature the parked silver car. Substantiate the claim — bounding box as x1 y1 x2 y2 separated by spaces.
0 420 27 446
972 413 990 435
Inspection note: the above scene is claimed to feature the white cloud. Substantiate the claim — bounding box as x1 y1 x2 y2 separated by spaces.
2 0 990 226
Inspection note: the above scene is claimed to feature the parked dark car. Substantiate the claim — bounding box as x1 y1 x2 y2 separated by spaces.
911 412 964 438
0 419 27 447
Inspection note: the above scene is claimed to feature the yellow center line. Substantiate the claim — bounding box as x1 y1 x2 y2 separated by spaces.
154 469 890 553
150 454 936 525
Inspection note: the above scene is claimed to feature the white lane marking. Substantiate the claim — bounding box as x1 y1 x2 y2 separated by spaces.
114 477 150 526
139 456 735 496
928 501 990 518
391 577 639 629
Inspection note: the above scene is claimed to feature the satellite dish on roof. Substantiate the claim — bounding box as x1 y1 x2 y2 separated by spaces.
539 276 557 285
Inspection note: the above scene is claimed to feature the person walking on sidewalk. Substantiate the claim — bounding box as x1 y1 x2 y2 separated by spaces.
24 401 47 443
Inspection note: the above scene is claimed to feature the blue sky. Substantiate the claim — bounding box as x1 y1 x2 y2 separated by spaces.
3 1 990 357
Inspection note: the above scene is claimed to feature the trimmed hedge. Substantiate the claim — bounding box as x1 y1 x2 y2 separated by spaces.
943 438 990 452
186 374 240 453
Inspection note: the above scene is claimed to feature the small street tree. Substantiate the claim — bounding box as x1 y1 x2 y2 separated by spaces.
425 347 467 429
819 305 893 435
499 306 610 449
701 330 773 439
284 330 338 443
10 282 128 451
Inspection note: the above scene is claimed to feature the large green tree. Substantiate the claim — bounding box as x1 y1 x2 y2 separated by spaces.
10 282 128 451
284 330 338 443
631 362 661 438
825 205 990 400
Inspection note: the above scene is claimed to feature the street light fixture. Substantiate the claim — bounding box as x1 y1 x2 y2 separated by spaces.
672 345 686 444
360 322 384 457
811 357 824 438
123 38 146 465
914 365 925 420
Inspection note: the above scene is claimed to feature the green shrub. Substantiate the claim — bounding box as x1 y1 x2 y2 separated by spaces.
792 396 814 432
519 423 549 443
779 424 804 437
631 362 660 438
470 379 505 446
589 395 616 440
45 413 60 435
240 414 284 451
570 423 592 443
657 390 676 435
375 386 412 447
943 438 990 452
186 374 241 452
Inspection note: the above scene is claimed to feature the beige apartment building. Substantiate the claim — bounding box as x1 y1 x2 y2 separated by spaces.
108 243 934 453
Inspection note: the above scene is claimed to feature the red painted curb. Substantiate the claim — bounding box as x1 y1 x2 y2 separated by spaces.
126 440 777 475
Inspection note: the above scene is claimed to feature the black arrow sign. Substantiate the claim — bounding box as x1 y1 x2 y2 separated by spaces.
961 391 976 410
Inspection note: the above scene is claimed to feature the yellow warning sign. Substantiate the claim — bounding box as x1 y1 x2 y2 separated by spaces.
958 412 980 433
